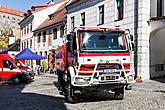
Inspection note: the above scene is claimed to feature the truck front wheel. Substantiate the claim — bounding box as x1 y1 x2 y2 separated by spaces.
12 76 21 84
64 77 78 103
114 86 124 100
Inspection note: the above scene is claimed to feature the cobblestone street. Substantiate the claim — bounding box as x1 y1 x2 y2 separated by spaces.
0 74 165 110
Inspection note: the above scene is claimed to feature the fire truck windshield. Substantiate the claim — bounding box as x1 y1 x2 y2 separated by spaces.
80 31 128 52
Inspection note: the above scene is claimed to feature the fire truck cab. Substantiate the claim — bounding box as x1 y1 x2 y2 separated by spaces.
56 26 135 103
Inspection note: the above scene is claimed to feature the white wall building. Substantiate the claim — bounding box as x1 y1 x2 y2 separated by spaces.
33 2 67 69
66 0 163 80
149 0 165 78
0 6 24 40
19 1 66 52
19 0 67 67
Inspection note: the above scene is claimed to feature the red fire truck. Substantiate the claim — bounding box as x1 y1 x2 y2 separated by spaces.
56 26 135 103
0 54 35 84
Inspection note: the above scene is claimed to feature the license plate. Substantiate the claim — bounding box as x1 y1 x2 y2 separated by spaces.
103 69 116 73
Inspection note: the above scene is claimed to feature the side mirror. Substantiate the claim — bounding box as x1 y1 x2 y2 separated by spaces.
9 65 15 70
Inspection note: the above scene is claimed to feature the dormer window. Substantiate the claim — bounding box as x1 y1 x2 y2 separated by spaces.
49 14 54 20
27 10 32 14
31 7 35 11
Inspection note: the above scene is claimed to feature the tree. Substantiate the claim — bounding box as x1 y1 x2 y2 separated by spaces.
0 32 9 49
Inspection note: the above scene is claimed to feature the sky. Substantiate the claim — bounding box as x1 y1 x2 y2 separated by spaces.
0 0 60 12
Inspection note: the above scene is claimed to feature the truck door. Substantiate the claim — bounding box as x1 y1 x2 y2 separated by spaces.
0 60 16 81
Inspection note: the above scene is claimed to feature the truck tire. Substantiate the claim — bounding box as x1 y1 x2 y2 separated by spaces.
114 87 124 100
64 76 78 103
12 76 21 84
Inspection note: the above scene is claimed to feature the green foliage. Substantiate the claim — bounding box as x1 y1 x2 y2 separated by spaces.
41 61 49 72
0 32 9 49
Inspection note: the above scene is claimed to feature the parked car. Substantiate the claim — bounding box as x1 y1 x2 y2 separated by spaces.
0 54 34 84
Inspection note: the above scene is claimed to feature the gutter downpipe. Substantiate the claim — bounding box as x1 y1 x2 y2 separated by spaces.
134 0 138 78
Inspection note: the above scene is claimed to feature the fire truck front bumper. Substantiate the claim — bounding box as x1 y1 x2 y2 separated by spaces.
72 73 135 87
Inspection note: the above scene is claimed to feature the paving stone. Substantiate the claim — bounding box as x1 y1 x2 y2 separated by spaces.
0 74 165 110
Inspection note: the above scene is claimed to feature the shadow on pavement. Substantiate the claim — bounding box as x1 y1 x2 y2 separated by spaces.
80 91 115 103
53 81 115 103
0 82 67 110
151 76 165 83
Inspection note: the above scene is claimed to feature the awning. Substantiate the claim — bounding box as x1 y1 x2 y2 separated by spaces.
16 48 45 60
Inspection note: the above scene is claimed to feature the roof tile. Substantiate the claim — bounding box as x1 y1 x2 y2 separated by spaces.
35 2 67 31
0 5 24 17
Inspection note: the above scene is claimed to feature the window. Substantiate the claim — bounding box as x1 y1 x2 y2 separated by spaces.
3 60 15 69
12 17 16 20
98 5 104 25
22 42 23 50
53 28 57 40
71 16 75 30
27 25 29 34
27 41 29 48
116 0 124 20
44 51 47 59
60 26 64 38
40 52 42 56
24 42 26 48
21 29 23 37
24 28 26 35
155 64 164 71
81 12 85 26
11 21 15 24
43 31 46 42
157 0 163 17
37 33 41 43
30 23 32 31
30 39 32 48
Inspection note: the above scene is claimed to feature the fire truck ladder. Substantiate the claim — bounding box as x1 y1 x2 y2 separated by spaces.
72 60 135 87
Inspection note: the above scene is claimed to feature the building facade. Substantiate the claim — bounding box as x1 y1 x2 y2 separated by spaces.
0 5 24 46
19 0 67 68
33 2 67 69
66 0 152 80
19 1 66 52
149 0 165 78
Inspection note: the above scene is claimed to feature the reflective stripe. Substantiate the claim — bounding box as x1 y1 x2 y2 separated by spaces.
3 68 11 71
0 68 21 72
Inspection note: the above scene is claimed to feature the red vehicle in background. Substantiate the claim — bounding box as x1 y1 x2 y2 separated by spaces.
0 54 34 84
56 26 135 103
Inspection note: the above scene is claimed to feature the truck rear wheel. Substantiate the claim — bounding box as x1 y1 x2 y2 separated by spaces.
12 76 21 84
114 87 124 100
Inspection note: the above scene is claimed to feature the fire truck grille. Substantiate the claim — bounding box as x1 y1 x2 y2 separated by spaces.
96 64 122 71
80 64 122 71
